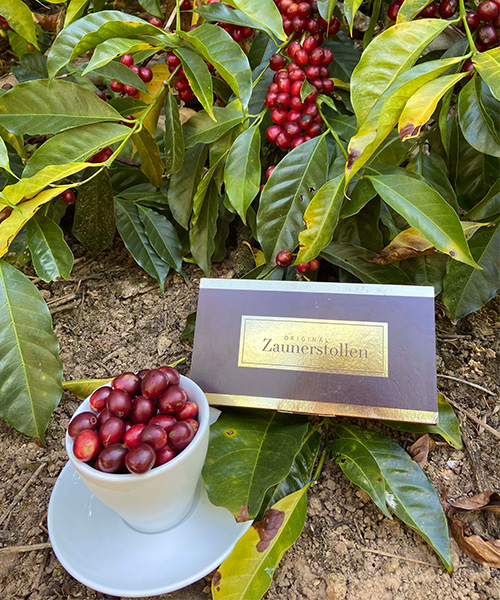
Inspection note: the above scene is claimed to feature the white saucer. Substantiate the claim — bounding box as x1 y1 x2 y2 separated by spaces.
48 410 251 597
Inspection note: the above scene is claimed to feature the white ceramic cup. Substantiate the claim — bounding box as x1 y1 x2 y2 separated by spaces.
66 374 210 534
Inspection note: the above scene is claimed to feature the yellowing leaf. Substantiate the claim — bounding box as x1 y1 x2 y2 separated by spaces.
63 378 112 399
132 128 164 188
472 47 500 102
139 63 170 136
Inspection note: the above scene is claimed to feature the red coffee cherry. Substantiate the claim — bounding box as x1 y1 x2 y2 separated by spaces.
124 423 146 449
155 445 177 467
148 16 163 27
158 386 188 414
270 53 287 71
125 443 155 474
139 67 153 82
96 445 127 473
88 146 113 163
438 0 458 18
131 396 155 424
291 136 306 149
271 107 288 125
60 189 76 205
295 49 309 66
140 425 168 451
302 36 318 53
90 386 112 412
68 412 98 439
99 417 125 447
477 24 498 46
120 53 134 67
110 80 124 93
420 2 438 16
276 131 292 149
141 369 168 399
285 121 301 138
266 125 283 144
461 59 475 79
287 41 301 58
94 89 107 101
158 366 181 386
465 11 480 30
168 421 195 451
176 401 198 421
112 372 141 396
387 0 403 20
73 430 100 462
309 258 320 271
97 408 113 428
476 0 499 20
266 166 276 179
297 262 311 274
149 414 177 433
276 250 293 268
107 389 132 419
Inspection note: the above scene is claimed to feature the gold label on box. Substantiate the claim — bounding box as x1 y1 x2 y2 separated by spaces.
238 316 388 377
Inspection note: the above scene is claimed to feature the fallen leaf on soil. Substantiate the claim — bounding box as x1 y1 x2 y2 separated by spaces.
408 434 436 468
448 514 500 568
443 489 500 514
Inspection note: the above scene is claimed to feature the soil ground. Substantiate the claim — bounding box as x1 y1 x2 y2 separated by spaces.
0 238 499 600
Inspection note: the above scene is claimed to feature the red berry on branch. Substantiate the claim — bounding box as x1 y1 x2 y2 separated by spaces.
179 88 194 102
290 80 303 96
297 262 310 274
276 92 291 108
242 27 254 38
88 146 113 163
139 67 153 82
287 41 301 59
60 189 76 205
265 92 278 108
291 136 306 149
124 85 138 96
322 48 334 66
288 109 302 122
309 258 320 271
305 65 320 79
276 131 292 149
477 24 498 46
306 17 321 34
308 123 322 137
290 96 305 111
266 125 283 144
420 2 438 17
295 49 309 66
148 16 163 27
476 0 499 20
461 58 475 79
271 107 288 125
276 250 293 267
322 78 334 93
94 89 107 101
302 36 318 53
120 54 134 67
309 47 324 65
130 65 140 74
110 80 124 92
387 0 403 20
266 166 276 179
289 68 306 82
165 53 181 69
327 17 341 35
270 53 287 71
438 0 458 18
285 121 301 138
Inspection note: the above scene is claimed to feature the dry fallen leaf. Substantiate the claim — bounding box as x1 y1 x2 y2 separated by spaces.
447 491 500 514
408 434 436 468
448 515 500 568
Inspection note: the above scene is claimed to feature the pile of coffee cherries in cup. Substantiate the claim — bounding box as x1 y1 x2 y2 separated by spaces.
68 367 199 474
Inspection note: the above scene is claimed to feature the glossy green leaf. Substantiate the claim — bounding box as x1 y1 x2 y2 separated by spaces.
163 91 185 175
48 11 171 78
83 38 158 73
72 169 115 254
189 179 219 276
12 53 48 82
397 0 434 22
399 72 469 141
203 409 309 519
0 261 62 441
168 144 208 229
295 174 345 264
192 154 227 225
350 19 451 128
458 78 500 158
345 0 364 34
93 61 149 93
24 123 130 178
341 179 377 218
346 57 464 183
26 215 73 282
257 137 328 266
65 0 90 27
231 0 286 41
115 198 170 291
442 219 499 322
180 312 196 340
260 429 321 518
317 0 337 21
472 47 500 102
382 393 462 449
137 205 183 274
224 126 261 224
334 198 383 252
0 136 12 175
63 378 112 399
402 254 448 294
137 0 162 18
182 24 252 110
407 149 459 211
132 128 164 189
323 36 360 82
465 179 500 221
321 242 412 284
184 106 243 149
175 47 215 120
0 79 122 135
0 0 39 48
365 172 479 268
332 424 452 570
195 4 276 38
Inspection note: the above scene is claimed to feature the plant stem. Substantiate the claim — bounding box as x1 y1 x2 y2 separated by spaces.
320 111 349 160
459 0 477 54
311 421 329 483
176 0 181 31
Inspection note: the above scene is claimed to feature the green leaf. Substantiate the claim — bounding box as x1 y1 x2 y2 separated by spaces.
189 180 219 276
317 0 337 21
195 4 276 39
334 198 383 252
0 136 12 175
181 24 252 110
332 424 452 570
346 57 464 183
0 79 122 135
407 149 459 212
92 61 149 93
0 0 39 49
174 46 215 120
350 19 451 128
259 429 321 518
137 205 183 274
399 72 468 141
472 47 500 101
163 91 185 175
383 393 463 449
12 53 48 82
184 106 243 149
213 487 309 600
137 0 162 18
231 0 286 41
180 311 196 340
257 137 328 266
402 254 448 295
295 174 345 264
0 260 62 441
341 179 377 218
203 409 309 519
442 219 499 322
321 242 412 284
63 378 112 400
397 0 434 22
465 179 500 221
224 126 261 224
72 169 115 254
323 35 360 82
83 38 158 73
23 123 130 178
192 153 228 224
26 215 74 282
65 0 90 27
365 172 480 268
132 128 164 189
168 144 208 229
345 0 364 34
47 10 170 78
458 78 500 158
114 198 170 291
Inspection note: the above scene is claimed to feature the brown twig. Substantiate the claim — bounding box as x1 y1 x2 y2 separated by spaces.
444 395 500 442
0 464 46 527
50 301 80 315
360 548 441 568
0 542 52 554
47 293 77 307
437 374 496 397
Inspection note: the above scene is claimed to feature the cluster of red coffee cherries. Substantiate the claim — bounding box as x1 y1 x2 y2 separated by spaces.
265 39 334 149
108 53 153 98
273 0 341 40
276 249 320 274
205 0 255 41
69 367 199 474
388 0 500 51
